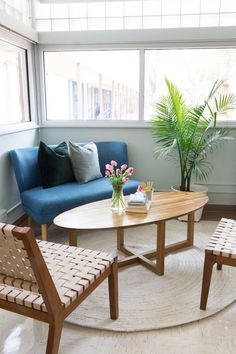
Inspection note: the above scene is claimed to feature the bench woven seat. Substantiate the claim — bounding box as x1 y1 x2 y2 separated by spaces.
200 218 236 310
0 223 118 354
205 218 236 258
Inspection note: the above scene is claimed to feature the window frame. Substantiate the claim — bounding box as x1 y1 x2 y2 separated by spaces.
0 29 38 135
38 31 236 128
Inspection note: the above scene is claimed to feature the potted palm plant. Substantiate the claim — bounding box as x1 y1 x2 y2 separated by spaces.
151 78 235 220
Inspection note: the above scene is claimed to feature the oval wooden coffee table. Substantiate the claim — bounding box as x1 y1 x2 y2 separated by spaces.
54 192 208 276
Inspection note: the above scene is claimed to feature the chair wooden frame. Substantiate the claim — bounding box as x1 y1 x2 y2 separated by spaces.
0 224 118 354
200 218 236 310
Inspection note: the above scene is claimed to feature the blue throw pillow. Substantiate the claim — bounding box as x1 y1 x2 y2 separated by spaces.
38 141 74 188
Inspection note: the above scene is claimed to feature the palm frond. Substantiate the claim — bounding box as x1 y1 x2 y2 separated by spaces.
151 78 235 191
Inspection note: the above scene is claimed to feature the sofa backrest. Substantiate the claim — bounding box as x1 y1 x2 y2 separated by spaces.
96 141 128 176
10 147 42 193
10 141 128 193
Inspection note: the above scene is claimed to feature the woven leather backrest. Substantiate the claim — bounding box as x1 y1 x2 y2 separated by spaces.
0 223 37 285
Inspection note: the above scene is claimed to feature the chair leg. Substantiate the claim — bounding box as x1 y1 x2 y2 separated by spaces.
46 322 63 354
200 253 216 310
41 224 47 241
108 259 119 320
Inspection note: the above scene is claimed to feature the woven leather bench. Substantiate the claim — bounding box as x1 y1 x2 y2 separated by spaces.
0 223 118 354
200 218 236 310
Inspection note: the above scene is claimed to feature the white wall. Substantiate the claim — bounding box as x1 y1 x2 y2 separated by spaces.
40 127 236 206
0 128 39 222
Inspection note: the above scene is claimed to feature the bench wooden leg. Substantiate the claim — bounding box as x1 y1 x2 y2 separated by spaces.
41 224 47 241
108 259 119 320
200 253 216 310
46 322 63 354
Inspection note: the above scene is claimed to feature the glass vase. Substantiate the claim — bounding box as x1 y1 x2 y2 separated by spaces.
111 184 125 212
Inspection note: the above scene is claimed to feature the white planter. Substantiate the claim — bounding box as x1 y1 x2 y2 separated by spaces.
171 184 208 222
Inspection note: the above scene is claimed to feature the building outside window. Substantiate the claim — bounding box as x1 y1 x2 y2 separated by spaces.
43 47 236 124
43 50 139 121
0 39 30 125
144 48 236 122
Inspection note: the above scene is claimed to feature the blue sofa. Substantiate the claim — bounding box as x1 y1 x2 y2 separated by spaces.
10 141 140 241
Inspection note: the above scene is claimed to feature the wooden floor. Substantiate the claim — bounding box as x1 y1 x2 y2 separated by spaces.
202 204 236 221
1 300 236 354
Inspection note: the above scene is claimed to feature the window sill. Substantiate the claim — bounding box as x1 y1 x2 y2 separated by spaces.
0 122 39 136
40 120 153 129
216 121 236 128
40 119 236 129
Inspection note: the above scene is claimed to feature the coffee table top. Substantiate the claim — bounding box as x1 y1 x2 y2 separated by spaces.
54 191 208 231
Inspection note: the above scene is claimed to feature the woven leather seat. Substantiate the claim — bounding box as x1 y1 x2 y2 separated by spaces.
0 223 118 354
200 218 236 310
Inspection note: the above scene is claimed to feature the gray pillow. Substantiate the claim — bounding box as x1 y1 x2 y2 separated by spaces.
69 142 102 183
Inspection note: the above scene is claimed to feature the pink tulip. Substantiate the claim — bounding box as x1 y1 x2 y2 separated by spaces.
116 168 121 175
122 177 129 183
127 167 134 175
121 164 127 170
137 185 144 192
105 170 110 176
111 160 118 166
105 164 113 172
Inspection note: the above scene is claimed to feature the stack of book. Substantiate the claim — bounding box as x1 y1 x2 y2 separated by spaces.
126 191 151 213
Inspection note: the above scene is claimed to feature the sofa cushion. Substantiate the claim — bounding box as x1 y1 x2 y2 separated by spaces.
69 142 102 183
21 177 140 225
38 141 74 188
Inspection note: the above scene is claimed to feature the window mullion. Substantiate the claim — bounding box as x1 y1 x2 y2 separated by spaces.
139 48 145 121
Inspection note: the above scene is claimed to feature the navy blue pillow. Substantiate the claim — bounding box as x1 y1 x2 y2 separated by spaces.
38 141 74 188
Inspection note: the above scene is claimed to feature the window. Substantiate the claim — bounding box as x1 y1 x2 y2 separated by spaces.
35 0 236 32
0 39 30 125
144 48 236 122
0 0 32 27
43 50 139 121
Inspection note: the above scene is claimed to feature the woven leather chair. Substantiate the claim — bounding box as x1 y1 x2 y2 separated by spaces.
0 223 118 354
200 218 236 310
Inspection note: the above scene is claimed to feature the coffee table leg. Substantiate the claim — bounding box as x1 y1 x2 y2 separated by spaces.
187 211 194 246
69 229 78 247
117 228 124 250
156 221 166 275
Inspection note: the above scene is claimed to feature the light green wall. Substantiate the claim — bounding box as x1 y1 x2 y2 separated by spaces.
0 128 39 222
40 127 236 205
1 126 235 224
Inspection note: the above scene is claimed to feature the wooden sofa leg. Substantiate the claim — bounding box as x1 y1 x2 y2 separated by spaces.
41 224 47 241
46 322 63 354
69 230 77 247
200 253 216 310
108 259 119 320
27 217 32 227
217 263 222 270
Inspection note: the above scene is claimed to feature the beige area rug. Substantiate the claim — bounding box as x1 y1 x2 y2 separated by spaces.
49 220 236 332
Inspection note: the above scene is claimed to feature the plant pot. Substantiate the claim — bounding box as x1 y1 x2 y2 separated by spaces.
171 184 208 222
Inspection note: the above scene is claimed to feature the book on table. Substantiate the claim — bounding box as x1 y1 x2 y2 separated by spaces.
126 191 151 213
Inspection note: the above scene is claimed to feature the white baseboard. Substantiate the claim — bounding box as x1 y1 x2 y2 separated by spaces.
7 202 24 224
